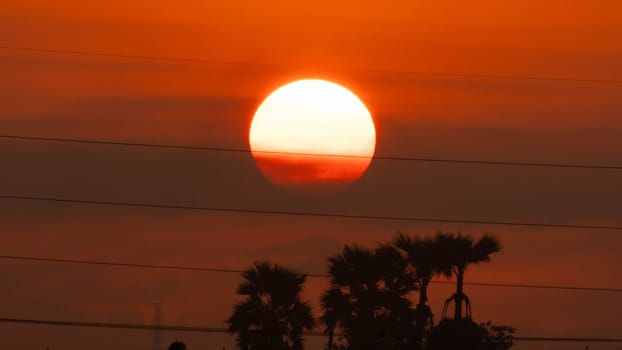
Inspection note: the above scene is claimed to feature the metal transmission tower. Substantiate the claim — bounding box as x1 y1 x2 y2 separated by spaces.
152 302 162 350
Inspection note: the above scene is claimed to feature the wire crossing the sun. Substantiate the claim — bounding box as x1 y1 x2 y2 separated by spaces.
2 45 622 85
1 317 622 343
2 194 621 230
2 254 621 293
2 134 621 170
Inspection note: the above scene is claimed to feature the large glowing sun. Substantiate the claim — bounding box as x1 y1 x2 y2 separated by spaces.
249 79 376 192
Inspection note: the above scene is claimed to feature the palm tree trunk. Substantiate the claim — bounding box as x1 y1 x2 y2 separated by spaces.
418 280 428 309
327 329 334 350
413 279 430 350
454 270 464 320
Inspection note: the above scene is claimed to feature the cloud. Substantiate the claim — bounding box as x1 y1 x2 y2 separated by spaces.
1 95 258 144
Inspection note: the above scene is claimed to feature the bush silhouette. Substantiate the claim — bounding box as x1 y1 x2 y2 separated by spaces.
168 341 186 350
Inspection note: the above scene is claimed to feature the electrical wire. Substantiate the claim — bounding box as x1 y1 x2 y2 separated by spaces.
1 317 621 343
2 254 622 293
1 195 621 230
1 134 621 170
1 46 621 85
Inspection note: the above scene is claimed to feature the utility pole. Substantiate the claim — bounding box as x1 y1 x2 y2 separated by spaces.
153 302 162 350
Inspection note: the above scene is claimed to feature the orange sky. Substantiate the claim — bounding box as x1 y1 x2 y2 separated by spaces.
1 1 621 349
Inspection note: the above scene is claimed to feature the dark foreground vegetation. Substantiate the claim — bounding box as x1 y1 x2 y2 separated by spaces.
226 231 515 350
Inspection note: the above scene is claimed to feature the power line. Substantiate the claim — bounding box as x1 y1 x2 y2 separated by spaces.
2 194 621 231
0 317 228 334
2 45 622 85
1 317 621 343
0 254 245 274
2 134 621 171
428 280 622 293
2 254 622 293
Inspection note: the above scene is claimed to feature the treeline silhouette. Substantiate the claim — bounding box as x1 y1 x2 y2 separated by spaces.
226 231 515 350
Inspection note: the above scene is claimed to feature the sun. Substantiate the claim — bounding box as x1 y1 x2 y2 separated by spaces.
249 79 376 192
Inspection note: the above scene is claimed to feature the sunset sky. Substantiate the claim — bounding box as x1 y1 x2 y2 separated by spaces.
1 1 621 349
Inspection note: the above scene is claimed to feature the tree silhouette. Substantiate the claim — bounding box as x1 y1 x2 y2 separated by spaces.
436 233 501 320
394 232 453 349
429 318 485 350
168 341 187 350
227 261 315 350
320 244 416 350
428 320 515 350
480 321 515 350
320 286 348 350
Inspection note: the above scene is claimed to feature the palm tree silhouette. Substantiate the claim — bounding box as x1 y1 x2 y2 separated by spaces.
320 286 348 350
320 244 416 350
394 232 453 349
436 233 501 320
227 261 315 350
